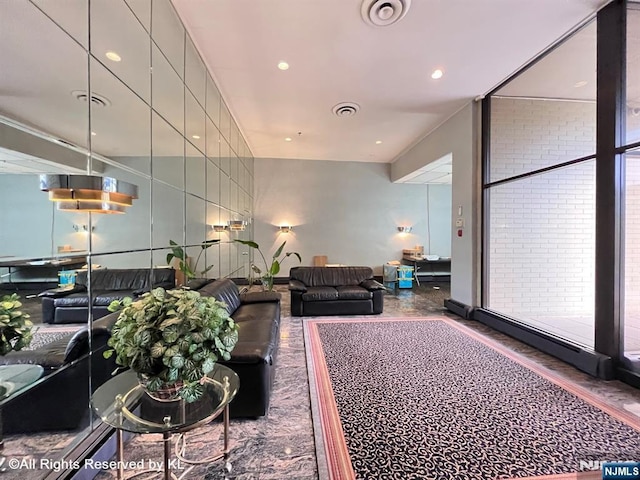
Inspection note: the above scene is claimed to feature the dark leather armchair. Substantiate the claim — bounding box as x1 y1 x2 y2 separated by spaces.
289 266 385 316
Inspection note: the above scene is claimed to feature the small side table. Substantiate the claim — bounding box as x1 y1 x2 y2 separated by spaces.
91 366 239 480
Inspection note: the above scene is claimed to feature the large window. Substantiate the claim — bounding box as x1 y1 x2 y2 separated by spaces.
623 6 640 366
485 20 597 348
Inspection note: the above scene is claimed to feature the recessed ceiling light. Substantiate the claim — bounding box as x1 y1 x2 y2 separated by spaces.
105 51 122 62
574 80 588 88
375 140 382 144
431 69 444 80
278 61 289 71
192 135 201 139
285 137 292 142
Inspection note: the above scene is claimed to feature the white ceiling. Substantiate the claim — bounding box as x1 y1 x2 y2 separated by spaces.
395 153 452 184
172 0 609 164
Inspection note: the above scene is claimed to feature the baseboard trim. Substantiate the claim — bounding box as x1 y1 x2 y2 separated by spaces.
444 298 474 319
473 308 614 380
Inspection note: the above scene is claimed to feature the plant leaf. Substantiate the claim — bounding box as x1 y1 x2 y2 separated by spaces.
273 241 286 259
201 239 220 249
234 239 259 249
270 260 280 276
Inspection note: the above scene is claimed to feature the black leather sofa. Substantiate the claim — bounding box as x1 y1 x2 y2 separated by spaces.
289 266 385 316
39 268 175 324
196 278 281 418
0 313 118 433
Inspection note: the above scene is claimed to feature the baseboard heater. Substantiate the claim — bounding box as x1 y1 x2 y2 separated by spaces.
444 298 473 319
473 308 614 380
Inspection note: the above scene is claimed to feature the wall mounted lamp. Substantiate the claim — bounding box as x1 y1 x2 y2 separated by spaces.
212 224 228 233
397 226 413 233
278 225 292 233
40 174 138 214
228 220 247 231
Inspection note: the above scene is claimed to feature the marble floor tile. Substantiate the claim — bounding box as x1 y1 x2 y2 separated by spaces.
92 282 640 480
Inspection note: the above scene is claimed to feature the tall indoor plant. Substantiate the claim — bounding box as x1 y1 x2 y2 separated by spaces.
166 239 220 281
104 287 238 402
0 293 34 355
235 239 301 291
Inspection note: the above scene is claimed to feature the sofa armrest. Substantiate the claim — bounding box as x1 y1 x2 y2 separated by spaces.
38 284 86 299
240 291 282 304
64 326 112 364
360 279 386 291
131 280 176 297
288 279 307 292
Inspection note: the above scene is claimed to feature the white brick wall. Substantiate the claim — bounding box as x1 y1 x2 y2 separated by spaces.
488 98 597 347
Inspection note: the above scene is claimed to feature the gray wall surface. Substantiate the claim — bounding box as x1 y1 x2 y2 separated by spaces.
253 159 451 276
392 103 479 306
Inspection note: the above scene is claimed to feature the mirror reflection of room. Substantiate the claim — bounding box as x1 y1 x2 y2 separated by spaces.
0 0 251 473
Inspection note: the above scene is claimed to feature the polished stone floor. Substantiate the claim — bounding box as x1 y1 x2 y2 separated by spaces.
91 280 640 480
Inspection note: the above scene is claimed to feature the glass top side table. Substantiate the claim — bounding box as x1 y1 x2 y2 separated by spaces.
0 364 45 403
92 365 239 480
0 364 45 462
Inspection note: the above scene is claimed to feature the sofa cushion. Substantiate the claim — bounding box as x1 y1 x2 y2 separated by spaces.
290 266 374 287
228 303 280 364
198 279 242 314
93 290 138 306
53 290 138 308
75 268 175 291
302 286 339 301
336 285 372 300
54 293 90 308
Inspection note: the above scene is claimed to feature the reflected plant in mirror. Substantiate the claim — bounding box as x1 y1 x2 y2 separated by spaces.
0 294 34 355
166 239 220 280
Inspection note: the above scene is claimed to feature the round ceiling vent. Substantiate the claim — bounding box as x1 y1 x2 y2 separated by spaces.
332 102 360 117
361 0 411 27
71 90 111 107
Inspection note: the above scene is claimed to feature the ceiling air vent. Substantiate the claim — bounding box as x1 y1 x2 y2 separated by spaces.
332 102 360 117
361 0 411 27
71 90 111 107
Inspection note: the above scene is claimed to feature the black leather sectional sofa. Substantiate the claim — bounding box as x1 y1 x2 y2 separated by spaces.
289 266 385 316
196 278 281 418
39 268 175 324
2 276 280 437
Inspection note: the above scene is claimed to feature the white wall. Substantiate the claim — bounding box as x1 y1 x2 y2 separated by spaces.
392 103 479 306
252 159 450 276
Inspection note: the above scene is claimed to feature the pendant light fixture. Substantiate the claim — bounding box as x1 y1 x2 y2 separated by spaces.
39 174 138 214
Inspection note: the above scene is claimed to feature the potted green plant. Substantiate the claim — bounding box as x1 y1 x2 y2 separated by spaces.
0 293 34 355
104 287 238 402
234 239 301 292
166 239 220 281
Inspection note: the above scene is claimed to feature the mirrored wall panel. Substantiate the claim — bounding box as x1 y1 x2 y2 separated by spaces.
0 0 254 474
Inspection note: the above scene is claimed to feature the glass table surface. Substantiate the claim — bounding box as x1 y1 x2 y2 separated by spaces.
0 364 45 402
91 364 239 435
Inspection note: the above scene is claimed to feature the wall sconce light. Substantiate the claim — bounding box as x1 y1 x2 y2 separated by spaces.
397 226 413 233
212 224 228 233
228 220 247 231
40 174 138 214
73 224 94 233
278 225 292 233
